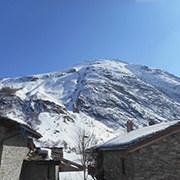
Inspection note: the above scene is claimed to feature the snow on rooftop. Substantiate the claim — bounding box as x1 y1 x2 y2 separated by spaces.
97 120 180 149
5 114 28 125
39 148 52 160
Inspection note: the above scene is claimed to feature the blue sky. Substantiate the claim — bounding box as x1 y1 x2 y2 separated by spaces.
1 0 180 78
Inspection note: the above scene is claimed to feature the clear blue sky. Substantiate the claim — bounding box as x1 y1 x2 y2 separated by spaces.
1 0 180 78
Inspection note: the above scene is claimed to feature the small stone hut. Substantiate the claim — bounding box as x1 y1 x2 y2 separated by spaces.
20 147 63 180
87 120 180 180
0 116 42 180
20 146 84 180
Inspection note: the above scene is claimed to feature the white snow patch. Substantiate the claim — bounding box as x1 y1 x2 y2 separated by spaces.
59 171 93 180
39 148 52 160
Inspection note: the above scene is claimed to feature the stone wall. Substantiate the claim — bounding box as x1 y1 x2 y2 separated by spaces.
102 131 180 180
103 151 127 180
0 126 29 180
0 126 6 164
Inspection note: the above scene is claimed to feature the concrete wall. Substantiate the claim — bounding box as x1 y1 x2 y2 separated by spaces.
102 131 180 180
0 126 29 180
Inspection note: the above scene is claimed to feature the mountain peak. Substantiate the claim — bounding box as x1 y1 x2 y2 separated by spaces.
1 59 180 148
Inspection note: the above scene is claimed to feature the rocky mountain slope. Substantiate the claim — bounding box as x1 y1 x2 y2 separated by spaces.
1 59 180 148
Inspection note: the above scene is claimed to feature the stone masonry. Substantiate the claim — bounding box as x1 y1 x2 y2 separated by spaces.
102 131 180 180
0 126 29 180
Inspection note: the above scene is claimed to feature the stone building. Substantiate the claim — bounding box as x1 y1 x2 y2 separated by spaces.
0 116 42 180
20 147 63 180
20 146 84 180
87 120 180 180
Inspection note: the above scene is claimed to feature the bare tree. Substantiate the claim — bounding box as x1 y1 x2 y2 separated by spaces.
76 127 98 180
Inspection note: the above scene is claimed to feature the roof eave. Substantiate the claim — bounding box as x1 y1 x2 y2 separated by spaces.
0 116 42 139
21 125 42 139
97 124 180 153
127 124 180 153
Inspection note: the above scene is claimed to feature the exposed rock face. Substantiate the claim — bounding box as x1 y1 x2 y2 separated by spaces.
76 61 180 129
1 59 180 147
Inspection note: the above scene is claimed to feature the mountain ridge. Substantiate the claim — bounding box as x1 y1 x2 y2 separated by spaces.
0 59 180 148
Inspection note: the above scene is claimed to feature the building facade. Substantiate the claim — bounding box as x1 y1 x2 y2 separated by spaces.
88 121 180 180
0 116 42 180
20 147 62 180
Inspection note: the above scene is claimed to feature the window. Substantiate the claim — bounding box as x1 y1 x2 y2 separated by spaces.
121 158 126 175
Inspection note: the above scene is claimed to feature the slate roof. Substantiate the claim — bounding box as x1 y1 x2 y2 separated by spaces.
0 116 42 139
95 120 180 152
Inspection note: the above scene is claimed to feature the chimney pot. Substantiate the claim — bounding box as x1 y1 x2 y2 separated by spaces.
125 120 133 133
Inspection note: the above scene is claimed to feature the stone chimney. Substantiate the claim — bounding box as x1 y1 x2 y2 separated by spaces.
125 120 133 133
149 119 155 126
51 147 63 161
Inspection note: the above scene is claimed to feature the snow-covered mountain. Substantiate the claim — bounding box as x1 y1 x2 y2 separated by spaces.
1 59 180 148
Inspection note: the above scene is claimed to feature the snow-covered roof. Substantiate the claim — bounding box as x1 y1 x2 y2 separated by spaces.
0 116 42 139
25 147 63 162
96 120 180 151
